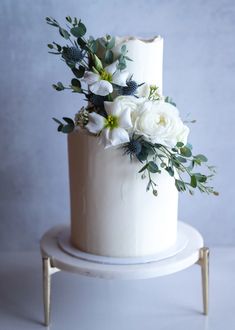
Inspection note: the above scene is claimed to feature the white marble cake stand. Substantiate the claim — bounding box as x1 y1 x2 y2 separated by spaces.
40 222 209 326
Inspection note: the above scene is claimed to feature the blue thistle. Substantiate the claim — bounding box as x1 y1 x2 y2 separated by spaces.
122 80 138 95
122 137 142 159
62 46 84 63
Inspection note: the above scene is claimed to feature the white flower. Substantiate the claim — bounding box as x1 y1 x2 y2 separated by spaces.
86 98 133 148
132 100 190 148
83 61 129 96
136 83 151 98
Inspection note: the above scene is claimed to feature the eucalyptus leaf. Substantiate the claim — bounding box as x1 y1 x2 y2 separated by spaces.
107 37 115 49
66 16 72 23
63 117 74 125
104 50 114 64
52 118 63 125
148 161 159 173
77 37 87 49
180 146 192 157
165 166 174 176
195 154 208 162
176 142 184 148
190 175 197 188
59 27 70 39
70 22 86 37
71 66 85 78
121 44 127 54
62 124 74 133
71 78 81 88
175 179 186 192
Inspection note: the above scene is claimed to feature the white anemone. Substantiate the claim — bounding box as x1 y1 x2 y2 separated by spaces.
83 61 129 96
86 99 133 148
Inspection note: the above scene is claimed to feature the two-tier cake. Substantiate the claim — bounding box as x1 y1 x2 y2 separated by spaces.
46 16 217 260
68 37 178 257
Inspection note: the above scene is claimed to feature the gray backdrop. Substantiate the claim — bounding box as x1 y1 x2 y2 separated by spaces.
0 0 234 251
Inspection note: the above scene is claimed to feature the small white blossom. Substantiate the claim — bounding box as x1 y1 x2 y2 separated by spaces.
83 61 129 96
86 98 133 148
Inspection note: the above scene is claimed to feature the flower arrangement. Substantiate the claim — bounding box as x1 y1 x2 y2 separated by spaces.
46 16 218 197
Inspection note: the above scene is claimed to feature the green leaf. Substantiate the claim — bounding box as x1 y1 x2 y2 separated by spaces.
47 44 54 49
107 37 115 49
66 16 72 23
138 163 149 173
180 146 192 157
148 161 159 173
70 22 87 37
57 124 63 132
52 42 62 51
124 55 133 61
59 27 70 39
195 154 208 162
61 124 74 133
52 82 65 91
93 54 103 71
52 117 62 125
71 66 85 78
194 173 207 183
175 156 187 163
89 39 97 53
176 142 184 148
71 78 81 88
165 96 176 107
117 61 126 70
165 166 174 176
175 179 186 192
121 44 127 54
104 50 114 64
186 143 193 150
77 37 87 49
63 117 74 125
190 175 197 188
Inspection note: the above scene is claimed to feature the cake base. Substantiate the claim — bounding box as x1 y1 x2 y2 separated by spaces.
57 223 188 265
40 222 209 326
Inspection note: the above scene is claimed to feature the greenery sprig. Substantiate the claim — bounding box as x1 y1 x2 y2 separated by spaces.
46 16 137 131
122 136 218 197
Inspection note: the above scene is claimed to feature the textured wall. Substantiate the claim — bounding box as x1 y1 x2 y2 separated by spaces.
0 0 234 250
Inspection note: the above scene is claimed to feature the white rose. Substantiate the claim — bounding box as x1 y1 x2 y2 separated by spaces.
132 100 190 148
112 95 143 115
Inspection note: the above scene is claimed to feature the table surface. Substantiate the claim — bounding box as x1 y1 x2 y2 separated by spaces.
40 222 204 280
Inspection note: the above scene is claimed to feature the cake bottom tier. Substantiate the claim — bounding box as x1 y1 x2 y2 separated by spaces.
68 131 178 258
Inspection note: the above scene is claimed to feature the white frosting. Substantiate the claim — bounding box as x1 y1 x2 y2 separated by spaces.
68 36 178 257
113 36 163 94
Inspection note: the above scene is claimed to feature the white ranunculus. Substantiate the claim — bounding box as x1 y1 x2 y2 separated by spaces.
132 100 190 148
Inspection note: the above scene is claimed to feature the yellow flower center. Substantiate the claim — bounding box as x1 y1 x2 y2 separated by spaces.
105 115 119 129
159 115 166 126
100 70 112 82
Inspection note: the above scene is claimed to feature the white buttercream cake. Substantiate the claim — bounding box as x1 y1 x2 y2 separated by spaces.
68 36 178 257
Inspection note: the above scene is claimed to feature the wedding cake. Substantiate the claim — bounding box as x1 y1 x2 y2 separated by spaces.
68 37 178 257
46 16 217 259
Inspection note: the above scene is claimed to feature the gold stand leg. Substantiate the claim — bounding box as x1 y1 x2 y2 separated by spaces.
43 257 51 326
197 247 209 315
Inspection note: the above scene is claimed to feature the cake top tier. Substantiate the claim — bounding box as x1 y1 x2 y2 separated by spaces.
112 36 163 94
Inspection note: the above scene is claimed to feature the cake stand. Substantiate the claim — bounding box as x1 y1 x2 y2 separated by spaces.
40 221 209 326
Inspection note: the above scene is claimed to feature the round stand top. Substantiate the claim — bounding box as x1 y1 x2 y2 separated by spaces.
40 222 203 280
